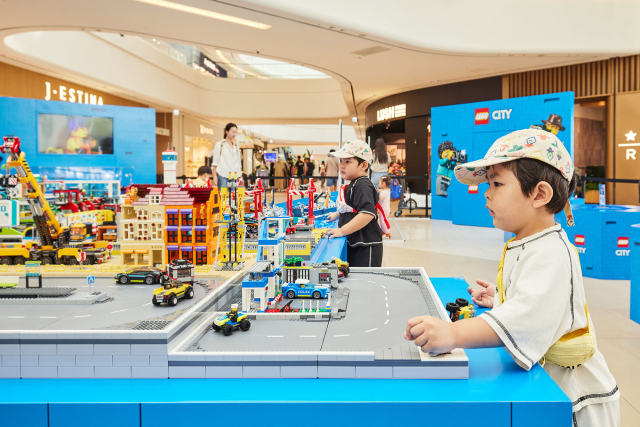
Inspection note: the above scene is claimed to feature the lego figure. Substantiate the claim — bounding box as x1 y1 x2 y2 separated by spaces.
435 141 466 197
66 117 97 154
530 114 565 136
228 304 239 323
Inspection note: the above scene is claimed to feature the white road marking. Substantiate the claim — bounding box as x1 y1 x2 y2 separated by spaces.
367 281 376 283
387 311 389 316
384 319 389 325
344 279 356 281
384 291 387 295
380 285 386 289
267 335 284 338
334 334 350 337
365 328 377 333
299 335 316 338
8 316 24 319
385 297 388 301
136 286 146 289
111 309 128 314
74 315 91 318
142 303 152 306
386 303 388 307
108 286 119 288
39 316 56 319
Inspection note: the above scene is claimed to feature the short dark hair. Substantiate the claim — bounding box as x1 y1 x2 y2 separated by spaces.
297 155 301 160
197 165 212 176
501 158 577 214
329 149 336 153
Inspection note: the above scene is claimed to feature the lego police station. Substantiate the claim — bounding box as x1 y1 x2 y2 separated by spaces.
0 91 638 427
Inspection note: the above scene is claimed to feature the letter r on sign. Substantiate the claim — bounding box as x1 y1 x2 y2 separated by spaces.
627 148 636 160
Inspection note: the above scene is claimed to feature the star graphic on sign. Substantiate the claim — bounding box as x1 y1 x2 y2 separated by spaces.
626 130 637 141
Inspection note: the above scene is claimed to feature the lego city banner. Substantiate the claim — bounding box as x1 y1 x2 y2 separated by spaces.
431 92 574 227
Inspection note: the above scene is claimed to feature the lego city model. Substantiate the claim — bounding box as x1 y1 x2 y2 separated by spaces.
115 267 166 285
0 136 108 266
214 172 247 270
283 278 330 299
212 303 251 336
165 259 195 286
446 298 476 322
152 278 194 306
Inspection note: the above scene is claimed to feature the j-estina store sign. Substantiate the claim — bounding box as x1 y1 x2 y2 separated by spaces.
44 81 104 105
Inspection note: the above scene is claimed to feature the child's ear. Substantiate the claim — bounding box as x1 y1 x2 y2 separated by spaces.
532 181 554 208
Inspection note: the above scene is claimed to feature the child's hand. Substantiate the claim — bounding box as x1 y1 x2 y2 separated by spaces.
324 228 344 239
404 315 456 355
467 279 496 308
327 212 339 222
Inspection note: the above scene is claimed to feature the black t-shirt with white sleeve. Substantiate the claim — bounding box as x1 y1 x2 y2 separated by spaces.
338 176 383 247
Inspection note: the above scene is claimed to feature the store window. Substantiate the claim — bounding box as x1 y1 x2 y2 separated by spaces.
195 216 206 226
150 224 163 241
168 249 179 262
181 212 193 226
181 229 193 243
196 251 207 265
167 213 179 226
167 230 178 243
195 229 206 243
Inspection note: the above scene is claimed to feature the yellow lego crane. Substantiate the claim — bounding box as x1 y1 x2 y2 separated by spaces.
0 136 107 265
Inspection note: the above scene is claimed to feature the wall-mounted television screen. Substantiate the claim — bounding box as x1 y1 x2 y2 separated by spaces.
264 152 277 163
38 113 114 155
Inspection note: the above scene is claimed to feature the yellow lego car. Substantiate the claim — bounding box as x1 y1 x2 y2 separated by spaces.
152 279 194 307
328 256 350 277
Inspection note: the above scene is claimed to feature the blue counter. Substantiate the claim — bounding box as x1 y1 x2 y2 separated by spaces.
562 204 640 280
0 277 571 427
630 224 640 324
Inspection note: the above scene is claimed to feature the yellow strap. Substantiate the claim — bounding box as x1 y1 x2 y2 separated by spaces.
496 238 514 305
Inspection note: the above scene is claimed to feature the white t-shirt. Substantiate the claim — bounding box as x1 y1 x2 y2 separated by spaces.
481 224 619 413
211 139 242 179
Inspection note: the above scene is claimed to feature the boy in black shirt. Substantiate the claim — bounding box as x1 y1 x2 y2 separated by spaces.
325 140 383 267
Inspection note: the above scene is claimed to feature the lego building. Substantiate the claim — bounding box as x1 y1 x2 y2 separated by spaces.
162 185 221 265
119 185 167 266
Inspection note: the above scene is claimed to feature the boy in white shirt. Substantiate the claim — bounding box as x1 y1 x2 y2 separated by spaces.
404 129 619 426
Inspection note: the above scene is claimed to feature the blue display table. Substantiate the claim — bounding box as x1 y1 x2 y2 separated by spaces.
563 204 640 280
0 277 571 427
630 224 640 324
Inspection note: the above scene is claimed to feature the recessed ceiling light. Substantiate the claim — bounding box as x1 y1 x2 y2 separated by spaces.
134 0 271 30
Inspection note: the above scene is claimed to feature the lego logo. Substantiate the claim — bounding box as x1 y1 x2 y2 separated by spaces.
618 237 629 248
475 108 490 125
575 235 585 245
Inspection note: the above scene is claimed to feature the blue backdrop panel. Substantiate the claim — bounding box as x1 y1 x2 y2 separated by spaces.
49 403 140 427
631 224 640 324
0 97 156 185
432 92 575 227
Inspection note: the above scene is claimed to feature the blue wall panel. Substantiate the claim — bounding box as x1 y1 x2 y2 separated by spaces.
49 403 140 427
431 92 575 227
0 97 156 185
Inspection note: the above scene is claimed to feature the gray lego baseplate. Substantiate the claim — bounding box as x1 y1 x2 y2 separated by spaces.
0 268 467 379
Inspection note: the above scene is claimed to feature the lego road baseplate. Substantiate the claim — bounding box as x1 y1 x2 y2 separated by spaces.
0 268 468 380
170 269 468 379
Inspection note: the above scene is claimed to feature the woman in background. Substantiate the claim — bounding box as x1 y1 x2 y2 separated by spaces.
370 138 390 189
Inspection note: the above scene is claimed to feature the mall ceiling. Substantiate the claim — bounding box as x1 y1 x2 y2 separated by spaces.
2 0 639 133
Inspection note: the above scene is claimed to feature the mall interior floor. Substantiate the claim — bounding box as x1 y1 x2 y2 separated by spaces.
272 186 640 425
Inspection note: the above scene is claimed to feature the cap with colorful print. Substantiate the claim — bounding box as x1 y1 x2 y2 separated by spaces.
332 139 373 164
453 128 574 186
453 128 576 226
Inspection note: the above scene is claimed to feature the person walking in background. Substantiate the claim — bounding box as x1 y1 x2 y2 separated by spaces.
274 154 289 191
370 138 390 189
210 123 242 189
304 157 315 184
319 160 326 189
325 149 340 192
295 156 305 185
